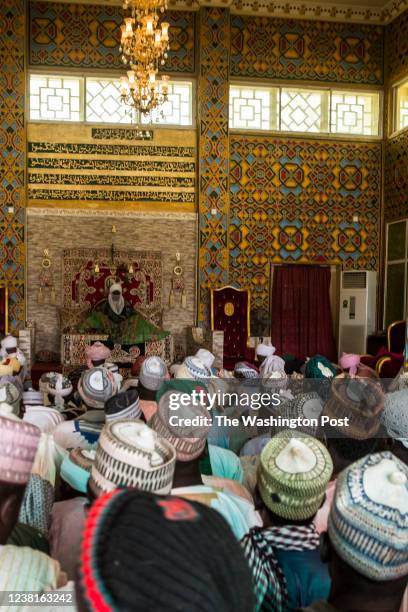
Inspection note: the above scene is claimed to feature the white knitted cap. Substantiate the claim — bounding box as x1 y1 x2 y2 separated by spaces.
195 349 215 370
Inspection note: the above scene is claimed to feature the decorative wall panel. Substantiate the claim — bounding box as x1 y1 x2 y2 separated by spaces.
0 0 26 330
229 135 381 324
27 124 195 211
27 209 197 354
385 8 408 85
198 7 230 324
384 131 408 222
29 1 195 73
230 15 383 85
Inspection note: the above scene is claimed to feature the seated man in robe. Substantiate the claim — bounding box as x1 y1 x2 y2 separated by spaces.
78 282 169 345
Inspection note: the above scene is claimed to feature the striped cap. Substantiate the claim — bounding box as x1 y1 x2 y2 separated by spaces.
178 357 212 383
78 367 116 409
139 356 167 391
328 451 408 581
0 416 41 484
105 388 141 422
323 376 384 439
89 419 176 498
149 389 211 461
22 389 43 406
258 430 333 520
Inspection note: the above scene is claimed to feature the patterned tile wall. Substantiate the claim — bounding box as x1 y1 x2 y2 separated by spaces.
229 135 382 326
230 15 384 85
29 1 195 73
384 9 408 224
198 7 230 324
0 0 26 330
384 131 408 222
385 8 408 85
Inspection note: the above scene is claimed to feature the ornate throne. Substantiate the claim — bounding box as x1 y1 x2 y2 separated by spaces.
210 286 252 370
60 248 173 374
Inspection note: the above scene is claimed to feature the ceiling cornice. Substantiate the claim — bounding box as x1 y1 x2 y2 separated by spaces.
34 0 408 24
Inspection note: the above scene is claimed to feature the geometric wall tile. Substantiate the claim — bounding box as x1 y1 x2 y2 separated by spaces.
198 7 230 325
231 15 384 85
229 135 381 332
29 2 195 73
0 0 26 330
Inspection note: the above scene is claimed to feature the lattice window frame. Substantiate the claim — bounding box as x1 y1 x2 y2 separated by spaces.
229 83 381 138
29 74 194 127
330 90 380 137
229 84 279 131
393 78 408 135
280 87 329 134
29 75 84 122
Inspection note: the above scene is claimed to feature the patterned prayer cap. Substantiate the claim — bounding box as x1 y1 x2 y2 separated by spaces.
89 419 176 498
0 416 41 484
258 430 333 520
105 388 141 422
78 367 116 409
323 375 384 439
139 356 168 391
328 451 408 581
381 390 408 447
149 385 211 461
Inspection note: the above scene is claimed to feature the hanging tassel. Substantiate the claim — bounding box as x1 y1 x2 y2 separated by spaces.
181 290 187 309
50 286 56 305
169 289 175 308
37 286 44 305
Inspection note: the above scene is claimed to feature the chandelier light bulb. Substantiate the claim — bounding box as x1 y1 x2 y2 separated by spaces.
124 17 133 34
145 15 154 34
161 22 169 39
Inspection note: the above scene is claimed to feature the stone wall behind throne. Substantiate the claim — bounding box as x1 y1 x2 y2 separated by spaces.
27 209 197 357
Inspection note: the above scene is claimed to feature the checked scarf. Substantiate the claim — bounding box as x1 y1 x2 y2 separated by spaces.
241 524 320 612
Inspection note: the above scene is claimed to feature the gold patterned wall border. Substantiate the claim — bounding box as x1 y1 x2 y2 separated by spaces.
27 124 196 211
0 0 26 330
198 7 230 325
228 0 407 24
29 1 196 73
230 15 384 85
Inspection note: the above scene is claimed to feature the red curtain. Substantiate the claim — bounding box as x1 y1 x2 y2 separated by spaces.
0 288 6 335
271 265 336 362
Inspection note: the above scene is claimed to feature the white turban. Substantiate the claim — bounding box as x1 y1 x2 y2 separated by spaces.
109 283 122 294
108 283 124 316
195 349 215 370
1 335 18 351
256 343 275 358
257 343 286 377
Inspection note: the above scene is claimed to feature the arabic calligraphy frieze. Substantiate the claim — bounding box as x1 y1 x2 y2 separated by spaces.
28 158 196 173
28 188 196 203
29 172 195 188
91 128 154 140
28 142 195 157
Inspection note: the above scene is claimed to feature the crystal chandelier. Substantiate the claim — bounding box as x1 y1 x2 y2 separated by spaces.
119 0 170 116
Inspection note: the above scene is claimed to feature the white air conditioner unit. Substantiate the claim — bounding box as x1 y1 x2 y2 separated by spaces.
338 270 377 356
